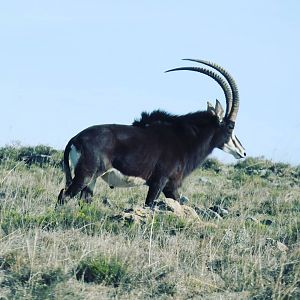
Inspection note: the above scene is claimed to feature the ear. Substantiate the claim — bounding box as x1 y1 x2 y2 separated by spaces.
207 101 216 115
215 99 224 120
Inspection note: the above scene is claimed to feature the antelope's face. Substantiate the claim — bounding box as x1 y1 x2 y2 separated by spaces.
207 100 246 159
221 131 246 159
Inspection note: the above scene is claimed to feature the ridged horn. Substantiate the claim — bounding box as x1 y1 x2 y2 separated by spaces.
183 59 239 123
165 66 232 118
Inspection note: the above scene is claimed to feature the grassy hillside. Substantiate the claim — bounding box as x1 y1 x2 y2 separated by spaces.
0 146 299 299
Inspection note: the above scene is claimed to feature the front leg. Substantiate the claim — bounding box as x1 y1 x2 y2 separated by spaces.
145 176 168 207
162 179 181 201
163 186 180 201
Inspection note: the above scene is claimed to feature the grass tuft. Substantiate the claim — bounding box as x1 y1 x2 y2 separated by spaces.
75 254 129 287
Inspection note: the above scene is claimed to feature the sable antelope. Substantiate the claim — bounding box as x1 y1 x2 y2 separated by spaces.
57 59 246 207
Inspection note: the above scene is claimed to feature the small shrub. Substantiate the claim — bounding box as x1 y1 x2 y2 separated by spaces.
292 166 300 178
76 254 129 287
0 251 65 299
234 156 271 172
259 199 278 216
269 162 292 176
279 219 299 246
31 268 65 299
201 158 223 173
229 169 249 187
234 157 297 181
153 213 189 235
0 144 63 168
1 266 31 289
0 252 18 270
214 194 238 208
154 281 176 297
39 269 65 286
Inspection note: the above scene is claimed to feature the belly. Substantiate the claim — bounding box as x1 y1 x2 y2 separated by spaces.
101 168 146 188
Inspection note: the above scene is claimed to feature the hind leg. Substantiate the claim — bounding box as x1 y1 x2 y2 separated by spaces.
80 176 97 204
57 175 88 207
57 166 96 207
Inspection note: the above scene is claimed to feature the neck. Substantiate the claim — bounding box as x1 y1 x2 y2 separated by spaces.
182 120 220 176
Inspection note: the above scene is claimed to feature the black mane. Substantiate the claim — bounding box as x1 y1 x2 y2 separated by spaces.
132 110 177 127
132 109 217 128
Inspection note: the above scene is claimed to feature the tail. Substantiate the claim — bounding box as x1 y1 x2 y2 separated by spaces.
63 141 73 187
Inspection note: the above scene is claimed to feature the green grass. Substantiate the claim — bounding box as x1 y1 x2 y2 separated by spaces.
75 254 130 287
0 146 299 299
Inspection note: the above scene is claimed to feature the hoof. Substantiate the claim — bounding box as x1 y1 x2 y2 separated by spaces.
56 189 65 207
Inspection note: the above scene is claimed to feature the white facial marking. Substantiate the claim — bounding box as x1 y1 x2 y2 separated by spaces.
101 168 146 188
69 144 81 178
222 131 246 159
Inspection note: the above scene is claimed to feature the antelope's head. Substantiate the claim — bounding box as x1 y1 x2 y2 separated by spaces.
166 59 246 159
207 99 246 159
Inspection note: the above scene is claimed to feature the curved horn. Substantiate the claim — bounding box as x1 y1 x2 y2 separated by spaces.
165 66 232 118
183 59 239 123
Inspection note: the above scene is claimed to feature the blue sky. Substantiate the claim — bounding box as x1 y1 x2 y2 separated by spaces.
1 1 299 164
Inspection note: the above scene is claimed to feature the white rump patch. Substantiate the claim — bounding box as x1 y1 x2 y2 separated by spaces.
69 144 81 178
101 168 146 188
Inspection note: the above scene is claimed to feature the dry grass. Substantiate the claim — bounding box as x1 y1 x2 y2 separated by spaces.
0 151 299 299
